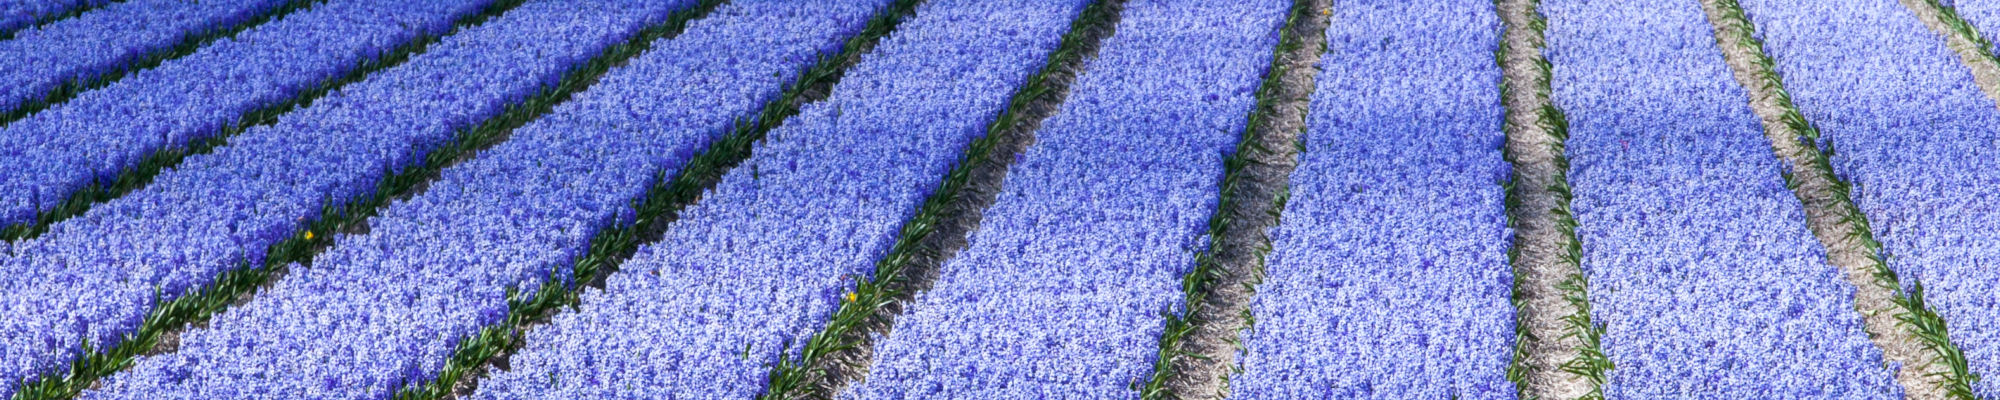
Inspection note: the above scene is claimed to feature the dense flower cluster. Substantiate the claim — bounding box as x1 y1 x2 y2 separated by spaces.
470 0 1089 397
1549 0 1898 397
844 0 1283 397
79 1 885 398
0 0 111 35
0 0 698 397
1228 1 1515 397
6 0 1996 398
1741 0 2000 396
0 0 294 115
0 0 488 228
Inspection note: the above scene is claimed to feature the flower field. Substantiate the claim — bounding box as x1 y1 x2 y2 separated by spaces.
3 0 2000 398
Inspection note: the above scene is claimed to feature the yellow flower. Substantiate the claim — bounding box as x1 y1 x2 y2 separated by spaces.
1320 8 1330 15
304 231 315 240
844 292 857 303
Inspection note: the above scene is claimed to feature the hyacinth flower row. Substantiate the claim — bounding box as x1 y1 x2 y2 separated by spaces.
0 0 495 236
466 0 1093 397
0 0 110 38
0 0 305 118
1546 0 1898 396
756 0 1119 397
76 0 894 398
836 0 1281 397
0 0 705 397
1226 0 1513 397
4 1 1993 399
1944 6 2000 389
1738 0 1999 396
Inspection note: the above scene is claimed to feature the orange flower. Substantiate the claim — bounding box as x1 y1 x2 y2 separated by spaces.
844 292 857 303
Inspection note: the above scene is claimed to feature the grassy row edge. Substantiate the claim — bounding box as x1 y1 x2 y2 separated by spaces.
390 1 925 398
0 0 127 41
0 0 702 398
1136 0 1321 398
1912 0 2000 71
753 1 1120 398
1494 0 1613 398
1 0 531 242
1711 0 1981 397
0 0 321 127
